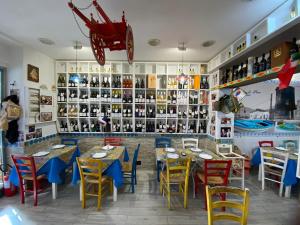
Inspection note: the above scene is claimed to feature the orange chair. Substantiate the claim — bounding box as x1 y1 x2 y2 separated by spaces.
11 155 47 206
104 137 123 146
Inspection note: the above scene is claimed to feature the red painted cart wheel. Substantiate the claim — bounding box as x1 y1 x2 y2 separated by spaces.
90 31 105 66
126 25 134 64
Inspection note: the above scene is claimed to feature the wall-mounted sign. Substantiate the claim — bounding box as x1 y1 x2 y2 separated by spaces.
27 64 39 83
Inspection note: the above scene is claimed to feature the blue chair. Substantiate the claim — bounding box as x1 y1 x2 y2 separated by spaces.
155 137 171 148
61 138 78 146
155 137 172 182
122 144 141 193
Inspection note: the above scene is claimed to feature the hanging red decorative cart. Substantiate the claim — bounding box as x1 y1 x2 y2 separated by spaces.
68 0 134 66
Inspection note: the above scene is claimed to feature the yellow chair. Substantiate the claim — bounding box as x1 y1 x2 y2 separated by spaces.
76 157 113 210
206 186 250 225
160 157 191 209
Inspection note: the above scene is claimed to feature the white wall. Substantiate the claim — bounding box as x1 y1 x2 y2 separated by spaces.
0 40 58 139
22 46 57 137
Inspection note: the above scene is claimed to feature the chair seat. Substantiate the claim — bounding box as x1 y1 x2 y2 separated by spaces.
85 176 110 184
23 174 46 181
160 171 185 184
197 172 225 185
122 162 132 173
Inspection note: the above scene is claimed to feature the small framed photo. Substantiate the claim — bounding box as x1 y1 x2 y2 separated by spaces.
28 125 35 133
40 95 53 105
40 112 52 122
27 64 39 83
36 128 42 138
220 127 232 138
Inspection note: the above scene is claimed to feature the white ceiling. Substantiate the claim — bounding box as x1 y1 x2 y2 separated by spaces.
0 0 287 62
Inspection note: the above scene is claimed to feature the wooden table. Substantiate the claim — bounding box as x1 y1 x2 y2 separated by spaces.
155 148 221 197
30 145 77 199
78 146 125 202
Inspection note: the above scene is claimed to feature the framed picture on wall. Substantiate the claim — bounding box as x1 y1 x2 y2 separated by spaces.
27 64 39 82
40 112 52 122
40 95 52 105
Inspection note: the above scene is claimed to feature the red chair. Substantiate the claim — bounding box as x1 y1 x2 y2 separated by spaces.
11 155 47 206
258 141 274 147
194 160 232 210
104 137 123 146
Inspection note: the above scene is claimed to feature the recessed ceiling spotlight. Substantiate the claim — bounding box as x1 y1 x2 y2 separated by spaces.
148 38 161 47
202 40 216 47
38 38 55 45
178 42 187 51
73 41 82 50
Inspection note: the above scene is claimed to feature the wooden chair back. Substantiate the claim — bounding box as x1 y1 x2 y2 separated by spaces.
260 149 289 183
206 186 250 225
258 141 274 147
76 157 104 185
104 137 123 146
166 157 191 184
182 138 198 149
155 137 171 148
11 155 37 183
204 160 232 185
216 144 233 155
61 138 78 146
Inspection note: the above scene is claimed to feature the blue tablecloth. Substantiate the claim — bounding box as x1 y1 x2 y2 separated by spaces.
251 148 298 186
10 147 80 186
72 159 124 188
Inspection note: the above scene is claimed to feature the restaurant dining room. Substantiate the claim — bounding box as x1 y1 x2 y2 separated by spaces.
0 0 300 225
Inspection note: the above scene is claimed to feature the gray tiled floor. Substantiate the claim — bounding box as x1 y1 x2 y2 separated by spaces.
0 170 299 225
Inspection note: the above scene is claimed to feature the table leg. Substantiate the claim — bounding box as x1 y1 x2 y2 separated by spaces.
113 180 117 202
52 183 57 199
258 164 262 181
285 186 291 198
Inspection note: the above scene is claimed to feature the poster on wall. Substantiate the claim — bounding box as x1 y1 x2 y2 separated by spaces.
234 77 300 133
27 64 39 82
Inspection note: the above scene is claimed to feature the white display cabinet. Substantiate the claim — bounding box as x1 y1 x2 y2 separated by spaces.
56 61 209 134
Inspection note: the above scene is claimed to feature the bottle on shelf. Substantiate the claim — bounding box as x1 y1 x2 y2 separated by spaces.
253 57 260 74
80 75 88 87
266 52 271 70
259 53 267 72
58 74 66 87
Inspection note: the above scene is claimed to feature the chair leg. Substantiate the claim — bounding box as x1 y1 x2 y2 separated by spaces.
167 184 171 209
131 175 135 193
194 174 199 197
203 184 207 210
134 173 137 185
33 183 38 207
262 177 265 191
81 182 86 209
20 180 25 204
97 183 102 210
110 179 114 195
157 161 161 182
279 183 284 197
160 177 163 194
184 184 188 209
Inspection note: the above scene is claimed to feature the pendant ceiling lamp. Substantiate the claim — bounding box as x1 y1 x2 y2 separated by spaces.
177 42 189 82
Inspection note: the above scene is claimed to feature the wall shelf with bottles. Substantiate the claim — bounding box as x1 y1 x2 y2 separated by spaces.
208 0 300 73
56 61 209 135
212 57 300 90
